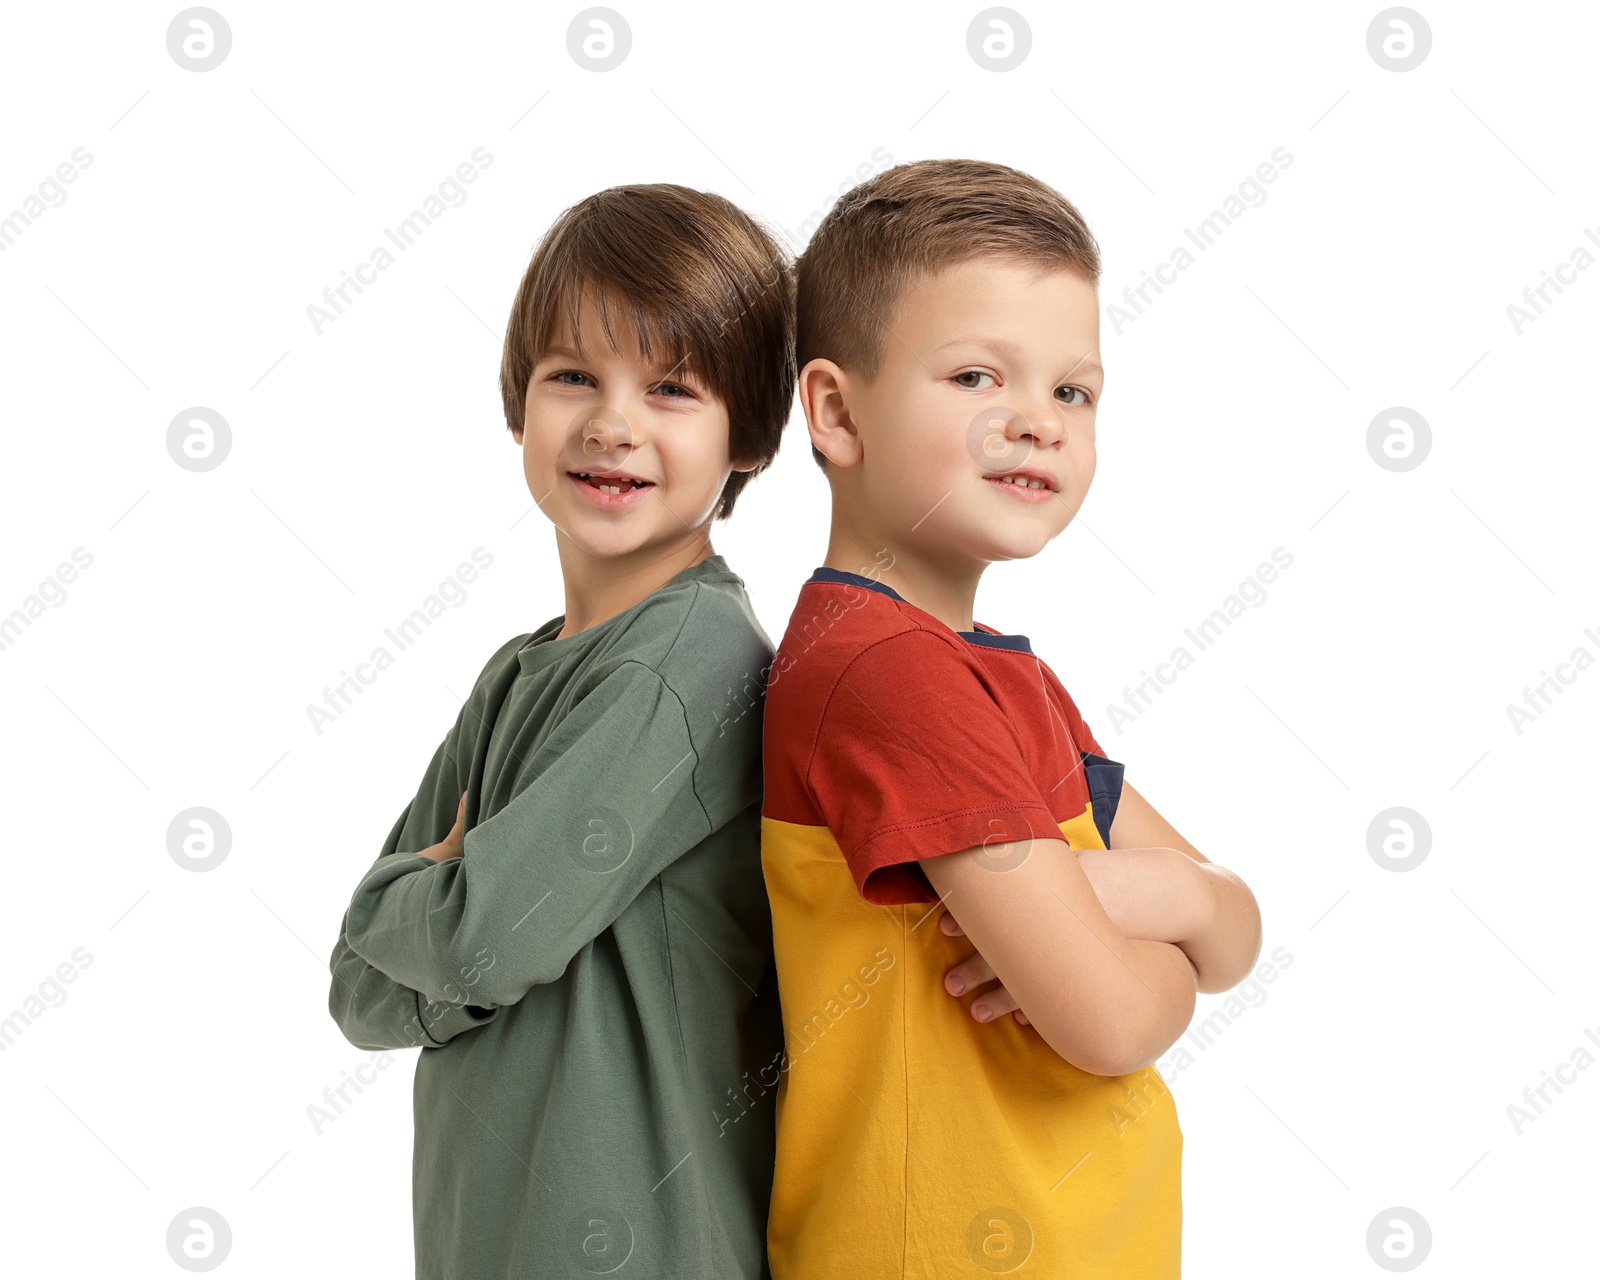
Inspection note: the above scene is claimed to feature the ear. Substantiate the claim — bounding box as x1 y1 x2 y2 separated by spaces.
797 358 863 468
510 422 523 445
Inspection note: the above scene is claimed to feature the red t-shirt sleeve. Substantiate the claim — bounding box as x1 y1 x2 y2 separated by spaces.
1042 663 1108 757
806 629 1064 905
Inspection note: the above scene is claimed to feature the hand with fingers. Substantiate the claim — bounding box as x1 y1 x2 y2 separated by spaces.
414 792 468 863
939 910 1031 1027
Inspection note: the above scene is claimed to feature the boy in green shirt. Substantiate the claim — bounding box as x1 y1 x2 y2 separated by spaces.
327 184 795 1278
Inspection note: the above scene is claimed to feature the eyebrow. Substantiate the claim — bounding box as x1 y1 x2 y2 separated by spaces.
538 345 702 377
934 337 1104 379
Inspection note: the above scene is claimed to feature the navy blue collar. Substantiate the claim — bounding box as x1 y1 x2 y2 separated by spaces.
806 567 1033 653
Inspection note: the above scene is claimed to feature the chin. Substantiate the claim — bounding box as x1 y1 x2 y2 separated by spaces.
973 528 1057 563
556 512 645 556
572 534 656 563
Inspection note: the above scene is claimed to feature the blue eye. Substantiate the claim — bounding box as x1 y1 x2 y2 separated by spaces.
552 370 591 386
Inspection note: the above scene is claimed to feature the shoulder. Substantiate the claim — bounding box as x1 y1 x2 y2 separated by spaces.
769 582 974 712
457 630 538 709
596 566 772 747
1035 658 1106 755
617 572 772 828
425 632 536 769
462 629 535 708
480 630 536 680
626 570 776 699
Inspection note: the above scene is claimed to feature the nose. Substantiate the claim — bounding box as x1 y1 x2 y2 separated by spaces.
1006 398 1063 450
575 400 647 468
564 409 638 482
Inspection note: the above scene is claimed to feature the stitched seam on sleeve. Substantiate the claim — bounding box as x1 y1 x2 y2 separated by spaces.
854 801 1060 853
657 878 691 1072
617 658 711 832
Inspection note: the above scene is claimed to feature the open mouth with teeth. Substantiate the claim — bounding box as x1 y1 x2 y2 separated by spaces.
570 471 654 495
988 474 1054 491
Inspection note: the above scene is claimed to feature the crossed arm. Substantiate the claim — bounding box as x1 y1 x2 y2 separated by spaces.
925 780 1262 1077
327 785 505 1053
1094 779 1262 995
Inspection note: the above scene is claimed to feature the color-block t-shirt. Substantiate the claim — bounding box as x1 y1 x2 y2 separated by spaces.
760 567 1183 1279
328 554 783 1279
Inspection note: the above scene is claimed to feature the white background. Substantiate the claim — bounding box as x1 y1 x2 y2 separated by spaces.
2 1 1595 1275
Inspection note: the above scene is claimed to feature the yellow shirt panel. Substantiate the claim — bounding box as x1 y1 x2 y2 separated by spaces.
762 813 1182 1279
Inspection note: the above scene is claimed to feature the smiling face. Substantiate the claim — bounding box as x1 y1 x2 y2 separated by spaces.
821 257 1103 569
513 284 750 565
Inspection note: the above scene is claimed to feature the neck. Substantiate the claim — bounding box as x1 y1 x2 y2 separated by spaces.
553 533 715 639
822 523 984 635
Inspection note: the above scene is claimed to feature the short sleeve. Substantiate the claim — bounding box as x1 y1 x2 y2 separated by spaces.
1037 663 1123 844
1066 699 1107 757
1041 663 1107 757
806 630 1064 906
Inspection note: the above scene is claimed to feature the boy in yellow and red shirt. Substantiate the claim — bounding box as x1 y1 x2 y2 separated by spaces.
760 159 1264 1278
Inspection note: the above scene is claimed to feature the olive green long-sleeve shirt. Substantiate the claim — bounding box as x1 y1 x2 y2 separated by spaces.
328 555 783 1279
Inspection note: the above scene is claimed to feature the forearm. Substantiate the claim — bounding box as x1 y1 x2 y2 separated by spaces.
329 912 500 1050
1175 863 1262 994
329 927 433 1051
925 840 1198 1077
342 852 525 1007
1028 932 1198 1076
1074 847 1210 943
1076 847 1261 995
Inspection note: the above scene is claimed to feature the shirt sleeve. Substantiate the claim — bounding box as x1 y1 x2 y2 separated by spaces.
1049 669 1108 757
1037 662 1123 845
329 917 498 1050
340 659 713 1009
806 630 1065 906
327 730 501 1051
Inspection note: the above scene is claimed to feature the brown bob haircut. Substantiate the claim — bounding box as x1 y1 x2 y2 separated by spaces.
796 158 1101 470
500 184 797 520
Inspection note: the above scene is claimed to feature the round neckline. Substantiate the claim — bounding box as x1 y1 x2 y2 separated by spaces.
805 566 1033 653
518 554 738 667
